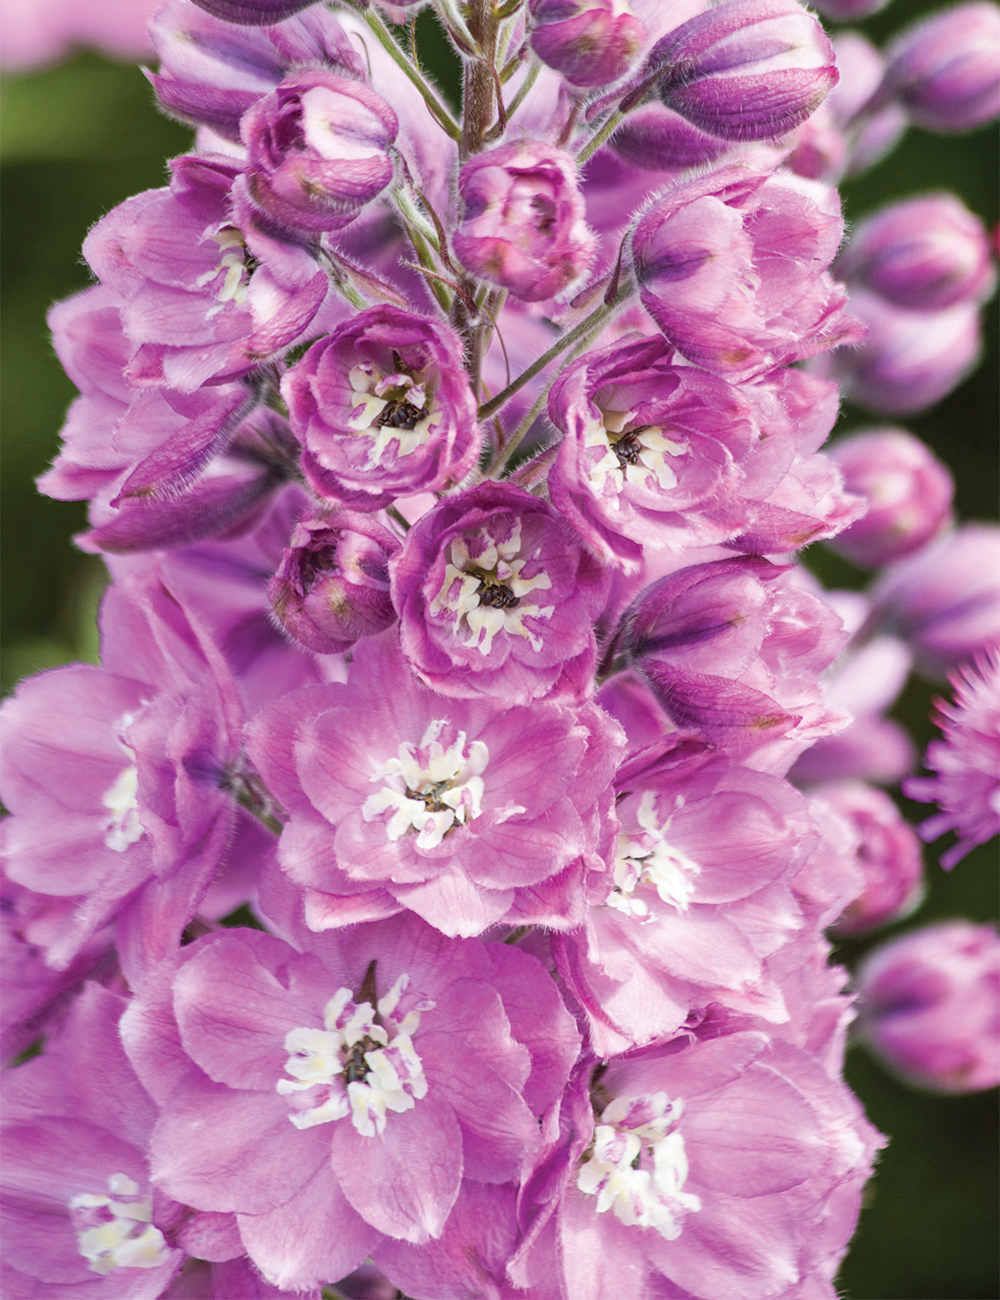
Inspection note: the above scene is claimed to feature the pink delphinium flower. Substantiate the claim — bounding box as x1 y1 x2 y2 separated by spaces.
906 650 1000 867
632 165 862 380
247 633 623 936
391 481 610 705
856 921 1000 1092
283 306 482 509
528 0 646 89
120 911 579 1289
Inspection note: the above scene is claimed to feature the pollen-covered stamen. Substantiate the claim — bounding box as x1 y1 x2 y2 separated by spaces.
69 1174 170 1276
607 791 700 917
277 967 432 1138
428 521 554 656
577 1091 701 1240
585 408 688 497
362 718 488 849
347 352 443 465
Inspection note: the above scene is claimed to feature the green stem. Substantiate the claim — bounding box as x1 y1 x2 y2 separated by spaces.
363 9 461 140
497 61 540 131
483 385 549 477
477 283 632 423
576 109 624 165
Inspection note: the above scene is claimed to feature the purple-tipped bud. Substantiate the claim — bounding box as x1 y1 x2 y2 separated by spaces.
871 523 1000 679
881 1 1000 133
827 429 954 567
856 921 1000 1092
528 0 646 88
828 289 981 416
817 782 924 936
191 0 318 22
645 0 837 143
242 70 398 235
838 194 996 311
632 165 860 379
609 103 730 171
453 141 596 302
267 507 400 654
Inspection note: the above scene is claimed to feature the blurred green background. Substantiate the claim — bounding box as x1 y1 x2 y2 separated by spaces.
1 4 997 1296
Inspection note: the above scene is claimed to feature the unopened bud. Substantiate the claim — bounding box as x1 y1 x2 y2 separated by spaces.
529 0 646 89
242 70 398 235
453 141 596 302
827 429 954 567
881 1 1000 133
192 0 319 22
646 0 837 143
856 921 1000 1093
268 507 400 654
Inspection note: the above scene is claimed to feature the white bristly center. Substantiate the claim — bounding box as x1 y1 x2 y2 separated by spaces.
362 719 488 850
347 362 444 466
608 791 700 917
427 521 554 656
577 1092 701 1239
277 973 431 1138
69 1174 169 1275
585 408 687 498
198 227 252 315
102 715 143 854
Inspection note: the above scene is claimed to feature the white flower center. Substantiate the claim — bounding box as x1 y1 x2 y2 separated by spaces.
69 1174 169 1275
585 408 687 499
362 718 489 850
102 716 143 854
347 360 444 467
198 227 253 314
427 521 554 656
277 972 431 1138
607 791 700 917
577 1092 701 1239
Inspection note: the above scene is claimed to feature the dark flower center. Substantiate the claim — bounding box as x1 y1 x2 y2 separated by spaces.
376 399 426 430
477 579 520 609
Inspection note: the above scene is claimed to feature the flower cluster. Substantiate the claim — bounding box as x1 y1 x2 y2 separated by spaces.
2 0 998 1296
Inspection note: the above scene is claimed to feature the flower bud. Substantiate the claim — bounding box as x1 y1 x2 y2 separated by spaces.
826 429 954 567
267 507 400 654
827 289 981 416
453 140 597 302
838 194 996 311
881 2 1000 133
528 0 646 89
817 782 924 936
646 0 837 143
192 0 318 21
856 921 1000 1092
242 70 398 235
609 103 730 172
871 524 1000 679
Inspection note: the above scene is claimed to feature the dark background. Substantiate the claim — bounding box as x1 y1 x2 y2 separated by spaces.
1 3 997 1295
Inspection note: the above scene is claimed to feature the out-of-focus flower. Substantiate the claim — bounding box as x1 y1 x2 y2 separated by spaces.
827 428 954 567
906 650 1000 867
453 141 597 303
823 289 981 416
870 523 1000 678
0 0 155 71
838 194 996 311
879 1 1000 134
816 782 924 936
856 921 1000 1092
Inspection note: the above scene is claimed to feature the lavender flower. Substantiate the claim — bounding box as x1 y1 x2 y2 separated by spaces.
528 0 646 89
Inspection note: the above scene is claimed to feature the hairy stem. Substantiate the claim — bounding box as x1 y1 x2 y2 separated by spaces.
363 9 462 140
